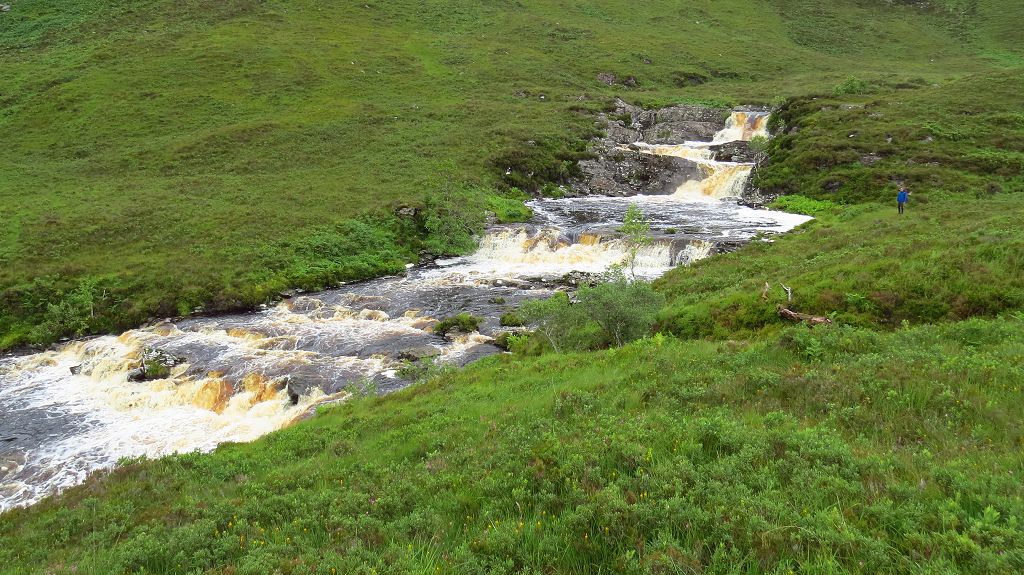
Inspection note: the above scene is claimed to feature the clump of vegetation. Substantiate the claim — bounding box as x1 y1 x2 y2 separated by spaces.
485 189 533 223
498 311 525 327
433 312 483 335
768 194 836 215
832 75 873 95
421 175 487 257
540 183 567 199
520 270 665 351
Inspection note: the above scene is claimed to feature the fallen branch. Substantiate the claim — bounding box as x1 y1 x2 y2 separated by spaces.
779 308 832 327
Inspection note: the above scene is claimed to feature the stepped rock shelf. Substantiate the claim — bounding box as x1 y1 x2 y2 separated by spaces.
0 110 810 512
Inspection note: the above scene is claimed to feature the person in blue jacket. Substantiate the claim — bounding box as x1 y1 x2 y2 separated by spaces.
897 186 910 214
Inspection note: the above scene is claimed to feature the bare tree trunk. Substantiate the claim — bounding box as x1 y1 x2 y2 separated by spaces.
779 308 832 327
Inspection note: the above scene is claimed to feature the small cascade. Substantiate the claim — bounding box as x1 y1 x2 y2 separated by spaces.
671 163 753 201
711 111 770 144
466 227 677 277
674 240 715 265
626 110 769 201
623 142 714 161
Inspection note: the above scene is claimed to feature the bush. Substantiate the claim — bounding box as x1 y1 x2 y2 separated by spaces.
833 76 872 95
519 292 586 353
434 313 483 335
576 271 665 346
499 312 525 327
520 271 665 351
422 175 486 256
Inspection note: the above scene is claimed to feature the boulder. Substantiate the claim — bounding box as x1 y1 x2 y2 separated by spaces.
708 141 758 163
398 346 442 362
143 348 186 369
569 101 729 197
571 147 703 197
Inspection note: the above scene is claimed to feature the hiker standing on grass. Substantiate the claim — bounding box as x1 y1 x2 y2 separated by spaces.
897 185 910 214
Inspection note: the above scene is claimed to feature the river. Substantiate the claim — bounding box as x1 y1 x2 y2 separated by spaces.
0 112 811 513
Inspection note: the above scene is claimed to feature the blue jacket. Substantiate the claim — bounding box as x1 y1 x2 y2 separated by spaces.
897 190 909 203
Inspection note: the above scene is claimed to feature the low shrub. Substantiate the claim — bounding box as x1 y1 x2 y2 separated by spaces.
434 313 483 335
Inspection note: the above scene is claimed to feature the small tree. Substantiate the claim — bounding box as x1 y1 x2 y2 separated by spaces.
519 292 585 353
576 269 665 347
619 203 651 278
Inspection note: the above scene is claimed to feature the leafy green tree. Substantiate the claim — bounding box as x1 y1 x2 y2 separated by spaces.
619 203 652 278
577 269 665 347
519 292 585 353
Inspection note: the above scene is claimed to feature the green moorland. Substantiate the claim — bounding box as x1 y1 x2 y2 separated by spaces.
2 0 1023 347
3 76 1024 575
3 0 1024 573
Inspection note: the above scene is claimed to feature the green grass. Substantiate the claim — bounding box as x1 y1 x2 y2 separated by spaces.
2 0 1023 347
3 1 1024 573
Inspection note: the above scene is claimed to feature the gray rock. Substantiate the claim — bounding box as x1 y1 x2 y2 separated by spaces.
398 346 442 362
571 146 703 197
559 270 602 287
708 141 757 163
143 348 186 368
569 100 729 197
453 344 503 366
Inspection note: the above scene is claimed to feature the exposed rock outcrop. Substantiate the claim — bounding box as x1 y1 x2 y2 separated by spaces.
570 99 727 197
708 141 758 163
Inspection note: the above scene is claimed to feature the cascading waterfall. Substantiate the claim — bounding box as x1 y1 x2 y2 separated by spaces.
0 108 812 513
711 111 770 144
672 163 753 201
466 227 677 277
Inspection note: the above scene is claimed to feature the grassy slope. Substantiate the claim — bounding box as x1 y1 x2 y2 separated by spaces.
2 0 1021 346
2 1 1024 573
2 319 1022 573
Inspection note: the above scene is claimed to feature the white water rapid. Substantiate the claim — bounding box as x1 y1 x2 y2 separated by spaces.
0 111 810 512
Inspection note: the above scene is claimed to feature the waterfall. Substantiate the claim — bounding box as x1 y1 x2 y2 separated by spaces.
467 227 677 277
671 163 753 201
626 110 768 201
711 111 770 144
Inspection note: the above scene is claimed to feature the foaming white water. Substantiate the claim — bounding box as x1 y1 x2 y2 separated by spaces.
628 111 768 201
0 337 328 510
624 142 714 161
458 227 677 278
711 111 770 144
672 163 753 201
675 240 714 265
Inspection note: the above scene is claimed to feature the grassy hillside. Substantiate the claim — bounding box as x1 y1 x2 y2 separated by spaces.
2 0 1023 347
3 69 1024 575
2 0 1024 573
